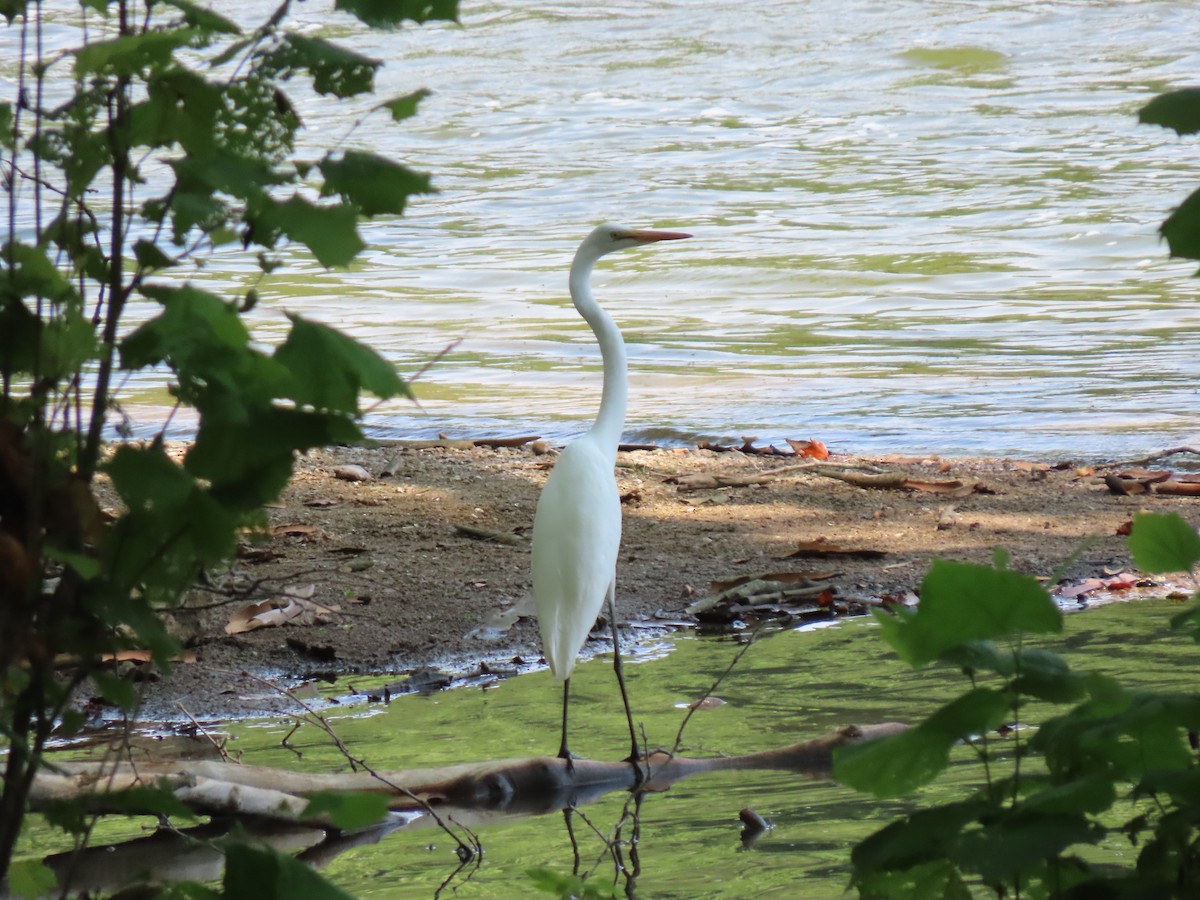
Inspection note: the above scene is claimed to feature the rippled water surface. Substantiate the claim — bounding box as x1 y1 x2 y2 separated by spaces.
10 1 1200 455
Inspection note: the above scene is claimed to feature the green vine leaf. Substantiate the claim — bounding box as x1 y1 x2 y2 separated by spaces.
335 0 460 27
835 688 1011 797
1139 88 1200 136
262 34 381 98
1128 512 1200 573
303 792 390 830
319 150 433 217
223 844 356 900
874 559 1061 668
276 314 410 413
75 29 200 77
157 0 241 35
379 88 431 122
249 195 364 267
1160 186 1200 269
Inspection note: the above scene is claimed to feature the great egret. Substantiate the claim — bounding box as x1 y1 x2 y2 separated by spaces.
531 223 691 772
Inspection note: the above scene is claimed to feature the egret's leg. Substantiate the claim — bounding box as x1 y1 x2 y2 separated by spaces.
563 808 581 875
607 581 641 773
558 678 574 772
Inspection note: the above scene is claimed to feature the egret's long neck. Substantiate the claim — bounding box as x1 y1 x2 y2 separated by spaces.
569 250 626 452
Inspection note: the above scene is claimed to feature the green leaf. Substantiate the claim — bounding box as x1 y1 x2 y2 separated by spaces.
378 88 431 122
1169 602 1200 642
303 791 390 830
156 884 223 900
335 0 459 27
940 639 1014 677
43 545 101 580
251 195 365 268
1009 648 1086 704
0 298 42 377
223 844 355 900
1160 185 1200 268
218 75 300 162
103 444 240 614
101 782 198 821
133 238 175 272
1139 89 1200 136
1 240 78 304
41 800 89 835
957 812 1096 883
0 1 32 26
132 70 223 157
93 670 138 710
1128 512 1200 572
6 858 58 899
275 315 409 412
187 407 362 510
121 285 251 371
158 0 241 35
525 867 622 899
262 34 381 98
850 800 991 883
39 308 101 381
1016 773 1117 816
835 689 1011 797
0 101 14 150
319 151 433 217
874 559 1061 668
75 29 200 77
853 857 973 900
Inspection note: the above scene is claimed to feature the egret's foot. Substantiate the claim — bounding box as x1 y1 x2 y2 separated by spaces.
558 746 580 775
624 749 646 788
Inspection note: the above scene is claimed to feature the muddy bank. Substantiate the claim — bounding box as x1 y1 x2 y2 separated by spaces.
103 443 1196 722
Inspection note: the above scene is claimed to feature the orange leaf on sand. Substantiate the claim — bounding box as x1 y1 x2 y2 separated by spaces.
786 438 829 460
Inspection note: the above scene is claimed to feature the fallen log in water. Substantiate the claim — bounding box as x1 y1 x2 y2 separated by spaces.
28 723 907 893
30 722 908 824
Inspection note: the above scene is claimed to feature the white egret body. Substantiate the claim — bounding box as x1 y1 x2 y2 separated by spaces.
531 223 690 766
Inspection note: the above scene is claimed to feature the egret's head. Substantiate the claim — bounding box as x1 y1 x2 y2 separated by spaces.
583 222 692 259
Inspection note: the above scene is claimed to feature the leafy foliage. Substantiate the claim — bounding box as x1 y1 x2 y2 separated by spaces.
837 545 1200 898
224 844 357 900
302 791 391 831
1142 89 1200 269
526 866 623 900
1140 89 1200 136
0 0 455 892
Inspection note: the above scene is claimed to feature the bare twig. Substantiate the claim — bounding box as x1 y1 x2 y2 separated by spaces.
1097 446 1200 469
176 702 234 763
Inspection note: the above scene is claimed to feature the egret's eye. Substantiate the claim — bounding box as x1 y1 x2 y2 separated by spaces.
609 231 622 241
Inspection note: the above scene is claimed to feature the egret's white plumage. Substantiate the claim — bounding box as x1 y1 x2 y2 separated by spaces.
530 223 690 765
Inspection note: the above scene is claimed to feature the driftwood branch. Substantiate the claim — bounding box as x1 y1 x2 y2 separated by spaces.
1098 446 1200 469
29 724 906 894
30 724 906 823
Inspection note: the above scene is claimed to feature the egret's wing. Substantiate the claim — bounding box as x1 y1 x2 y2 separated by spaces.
531 439 621 681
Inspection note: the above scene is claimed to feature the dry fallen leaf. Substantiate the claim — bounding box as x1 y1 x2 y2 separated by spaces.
709 571 840 594
786 438 830 460
903 479 971 495
333 464 373 482
784 539 886 560
271 523 320 537
225 585 335 635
